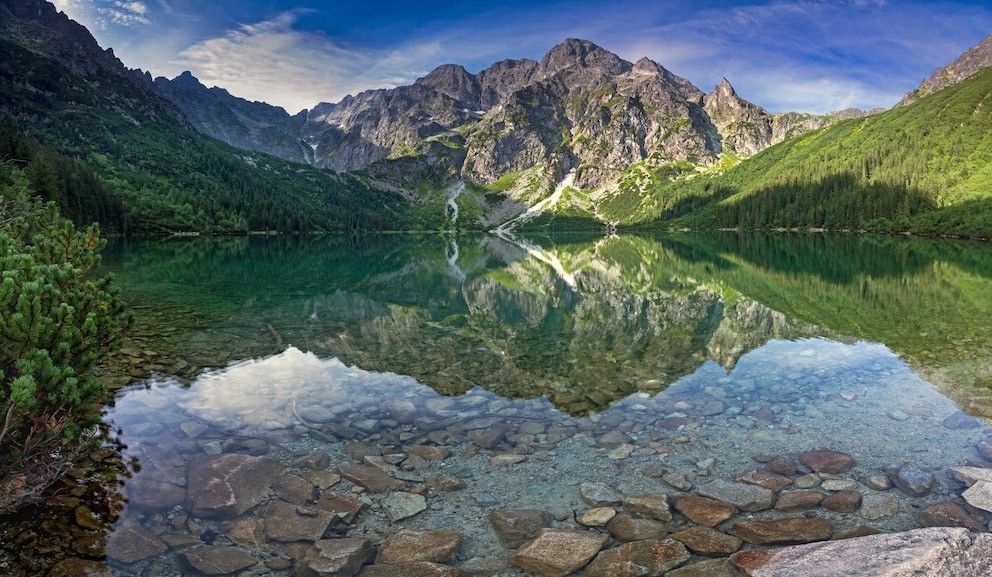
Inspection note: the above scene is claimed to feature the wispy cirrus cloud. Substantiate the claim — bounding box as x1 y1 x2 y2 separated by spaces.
53 0 151 29
175 12 443 112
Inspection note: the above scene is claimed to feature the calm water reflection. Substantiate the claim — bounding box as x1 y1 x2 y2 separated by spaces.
101 232 992 416
3 232 992 576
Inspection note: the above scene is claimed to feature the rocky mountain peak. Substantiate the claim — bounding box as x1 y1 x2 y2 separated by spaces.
715 77 737 97
0 0 126 78
414 63 482 108
538 38 633 79
899 33 992 106
704 77 749 112
477 58 539 108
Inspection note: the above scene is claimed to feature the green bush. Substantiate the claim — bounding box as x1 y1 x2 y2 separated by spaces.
0 197 129 512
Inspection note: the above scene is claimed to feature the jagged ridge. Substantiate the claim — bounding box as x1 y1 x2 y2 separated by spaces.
151 38 862 220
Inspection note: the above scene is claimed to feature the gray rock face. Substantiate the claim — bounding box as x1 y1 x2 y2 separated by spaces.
900 33 992 106
730 527 992 577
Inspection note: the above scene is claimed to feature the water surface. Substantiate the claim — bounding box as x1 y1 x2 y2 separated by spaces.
4 231 992 576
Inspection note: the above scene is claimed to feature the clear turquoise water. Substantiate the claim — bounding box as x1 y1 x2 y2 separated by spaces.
4 231 992 576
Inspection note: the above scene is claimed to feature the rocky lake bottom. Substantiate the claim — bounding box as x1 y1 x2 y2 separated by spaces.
3 337 992 577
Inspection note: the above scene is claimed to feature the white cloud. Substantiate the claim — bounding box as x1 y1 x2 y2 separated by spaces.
116 1 148 15
53 0 151 29
175 12 444 112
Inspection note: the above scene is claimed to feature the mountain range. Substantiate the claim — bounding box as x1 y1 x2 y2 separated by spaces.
2 0 992 236
148 39 866 194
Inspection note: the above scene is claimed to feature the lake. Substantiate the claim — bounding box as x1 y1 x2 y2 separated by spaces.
3 231 992 576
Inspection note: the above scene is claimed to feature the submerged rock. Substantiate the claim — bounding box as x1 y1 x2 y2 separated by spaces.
105 524 168 564
669 526 743 556
606 513 669 542
579 482 624 507
917 501 986 532
800 449 855 474
672 494 738 527
889 465 935 496
186 454 283 519
509 528 608 577
729 517 832 545
666 558 741 577
621 493 672 521
376 529 463 564
358 561 468 577
942 411 982 430
962 480 992 513
697 479 774 512
299 538 375 577
180 546 258 575
859 493 900 520
489 509 554 548
585 539 690 577
46 559 115 577
264 501 336 542
381 492 428 522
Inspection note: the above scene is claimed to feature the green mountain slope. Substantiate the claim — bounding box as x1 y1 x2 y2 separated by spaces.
624 66 992 236
0 30 413 234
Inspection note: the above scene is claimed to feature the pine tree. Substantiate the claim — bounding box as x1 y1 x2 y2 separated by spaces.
0 195 130 513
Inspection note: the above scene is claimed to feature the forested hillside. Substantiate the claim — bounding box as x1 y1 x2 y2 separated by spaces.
0 35 413 234
626 66 992 237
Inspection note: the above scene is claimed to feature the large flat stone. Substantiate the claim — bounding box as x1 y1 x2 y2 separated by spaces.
180 546 258 575
730 527 992 577
299 538 375 577
800 449 855 474
105 524 167 564
951 466 992 485
489 509 553 548
606 513 669 542
917 501 986 532
338 466 404 493
962 480 992 513
729 518 832 545
585 539 690 577
670 526 744 556
697 479 774 512
509 528 608 577
622 493 672 521
376 529 463 564
673 495 738 527
381 492 427 522
186 454 283 519
264 501 336 542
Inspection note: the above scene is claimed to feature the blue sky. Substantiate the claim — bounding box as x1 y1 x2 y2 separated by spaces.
53 0 992 115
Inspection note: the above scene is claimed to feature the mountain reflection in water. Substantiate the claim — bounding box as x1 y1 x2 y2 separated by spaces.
100 231 992 417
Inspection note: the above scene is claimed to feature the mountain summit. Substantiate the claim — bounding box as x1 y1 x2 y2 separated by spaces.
153 38 852 211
